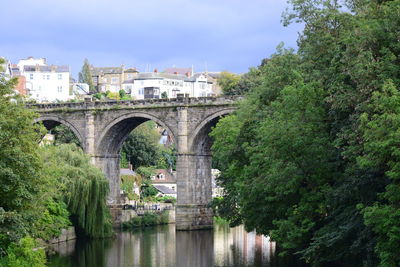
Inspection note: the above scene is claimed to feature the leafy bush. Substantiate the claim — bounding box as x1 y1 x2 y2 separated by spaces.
122 211 169 229
154 196 176 204
0 237 46 267
34 199 70 241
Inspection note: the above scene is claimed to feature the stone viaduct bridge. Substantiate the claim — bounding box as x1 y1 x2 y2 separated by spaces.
28 96 241 230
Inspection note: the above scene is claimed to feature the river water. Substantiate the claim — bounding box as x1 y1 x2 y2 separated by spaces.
48 223 276 267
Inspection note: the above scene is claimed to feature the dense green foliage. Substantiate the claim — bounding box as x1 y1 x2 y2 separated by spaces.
0 237 46 267
121 121 170 169
217 71 241 95
121 174 141 201
219 68 264 96
121 211 169 229
0 59 48 265
211 1 400 266
1 60 112 265
41 144 112 238
51 124 81 147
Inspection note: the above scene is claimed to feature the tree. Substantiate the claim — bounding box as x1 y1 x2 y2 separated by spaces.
217 71 241 95
78 59 95 93
121 121 163 169
211 0 400 265
161 92 168 99
0 58 46 246
40 144 112 238
0 58 48 264
359 81 400 266
52 124 81 147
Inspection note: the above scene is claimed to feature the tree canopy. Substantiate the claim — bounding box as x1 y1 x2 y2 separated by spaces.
211 0 400 266
78 58 95 93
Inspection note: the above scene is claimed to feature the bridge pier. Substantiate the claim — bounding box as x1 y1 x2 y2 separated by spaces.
93 154 121 205
176 153 213 230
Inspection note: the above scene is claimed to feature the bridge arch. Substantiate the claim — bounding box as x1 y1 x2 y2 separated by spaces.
189 108 236 154
34 116 85 149
96 111 177 156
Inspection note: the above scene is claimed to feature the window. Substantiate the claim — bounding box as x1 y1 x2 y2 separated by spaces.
139 88 144 95
111 77 119 84
43 75 46 80
47 75 50 80
57 86 62 93
30 74 33 80
58 74 62 80
127 74 133 79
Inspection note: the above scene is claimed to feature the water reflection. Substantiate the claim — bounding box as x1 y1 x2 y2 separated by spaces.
48 224 275 267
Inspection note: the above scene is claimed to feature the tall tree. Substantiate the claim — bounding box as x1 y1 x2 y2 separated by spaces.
78 58 95 93
211 0 400 265
0 58 47 264
217 71 241 95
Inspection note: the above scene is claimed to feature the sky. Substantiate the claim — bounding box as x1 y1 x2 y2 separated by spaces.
1 0 302 79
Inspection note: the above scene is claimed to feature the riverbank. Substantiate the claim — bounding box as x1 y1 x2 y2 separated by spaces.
121 210 171 229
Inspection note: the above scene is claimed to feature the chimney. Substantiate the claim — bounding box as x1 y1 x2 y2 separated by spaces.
185 72 190 77
174 72 178 75
154 68 158 73
35 64 40 72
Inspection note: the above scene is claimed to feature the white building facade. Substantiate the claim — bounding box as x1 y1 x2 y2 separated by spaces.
123 71 215 100
18 57 71 102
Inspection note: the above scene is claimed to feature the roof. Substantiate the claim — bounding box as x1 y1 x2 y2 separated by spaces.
124 68 138 73
154 185 176 195
164 67 192 76
133 72 187 81
151 169 176 184
90 67 123 75
184 73 214 83
120 168 136 176
23 65 69 72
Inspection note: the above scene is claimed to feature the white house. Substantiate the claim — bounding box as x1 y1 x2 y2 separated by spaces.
151 169 177 198
123 72 187 100
123 71 215 99
18 57 71 102
185 73 214 97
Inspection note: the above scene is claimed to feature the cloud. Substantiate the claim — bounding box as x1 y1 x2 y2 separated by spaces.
2 0 301 76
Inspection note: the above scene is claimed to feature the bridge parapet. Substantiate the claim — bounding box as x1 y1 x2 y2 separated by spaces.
27 95 243 111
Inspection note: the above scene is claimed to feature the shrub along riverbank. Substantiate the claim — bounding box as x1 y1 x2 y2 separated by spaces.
121 211 170 229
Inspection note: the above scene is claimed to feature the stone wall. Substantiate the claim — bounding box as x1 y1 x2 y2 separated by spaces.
49 226 76 244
